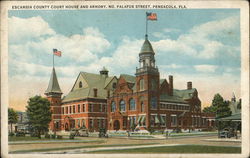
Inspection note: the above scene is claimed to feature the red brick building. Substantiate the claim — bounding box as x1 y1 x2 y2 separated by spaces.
45 35 215 132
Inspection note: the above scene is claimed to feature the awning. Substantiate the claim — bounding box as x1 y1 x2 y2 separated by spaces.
160 115 166 124
137 115 142 124
155 115 160 123
217 113 241 122
140 116 146 123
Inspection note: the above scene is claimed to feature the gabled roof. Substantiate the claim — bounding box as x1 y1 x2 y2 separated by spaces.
62 72 116 103
173 88 197 100
120 74 136 83
45 68 62 94
160 94 187 103
160 79 166 85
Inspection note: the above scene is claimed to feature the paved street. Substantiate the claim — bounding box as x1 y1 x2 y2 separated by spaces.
9 135 241 154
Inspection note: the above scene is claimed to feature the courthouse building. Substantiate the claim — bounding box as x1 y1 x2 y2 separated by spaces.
45 35 215 132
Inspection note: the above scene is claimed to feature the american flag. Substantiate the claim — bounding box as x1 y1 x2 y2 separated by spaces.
53 49 62 57
146 12 157 21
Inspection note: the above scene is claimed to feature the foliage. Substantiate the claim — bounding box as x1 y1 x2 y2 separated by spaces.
26 95 52 138
9 132 15 137
202 106 217 113
16 132 25 137
51 134 56 139
57 135 63 139
45 133 50 139
8 108 18 133
69 133 75 139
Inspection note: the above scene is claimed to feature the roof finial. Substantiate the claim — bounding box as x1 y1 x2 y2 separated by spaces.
145 34 148 40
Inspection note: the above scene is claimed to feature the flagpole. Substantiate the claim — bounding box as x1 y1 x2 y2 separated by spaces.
53 52 54 68
146 12 148 37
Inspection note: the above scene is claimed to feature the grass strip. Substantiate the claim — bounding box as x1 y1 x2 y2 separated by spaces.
10 143 158 153
88 145 241 154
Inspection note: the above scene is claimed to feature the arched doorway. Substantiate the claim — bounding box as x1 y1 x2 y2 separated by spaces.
114 120 120 131
65 123 69 131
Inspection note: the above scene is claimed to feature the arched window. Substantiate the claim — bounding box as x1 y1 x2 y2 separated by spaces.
129 98 136 111
111 101 116 112
119 100 126 112
151 97 157 109
79 81 82 88
140 96 145 112
139 79 144 91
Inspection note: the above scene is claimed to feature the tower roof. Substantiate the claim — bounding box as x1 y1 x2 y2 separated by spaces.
140 35 155 54
45 68 62 94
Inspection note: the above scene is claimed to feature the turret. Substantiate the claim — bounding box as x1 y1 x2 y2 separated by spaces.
45 67 63 132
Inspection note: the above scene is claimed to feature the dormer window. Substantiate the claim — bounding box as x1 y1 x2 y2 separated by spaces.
112 82 117 89
79 81 82 88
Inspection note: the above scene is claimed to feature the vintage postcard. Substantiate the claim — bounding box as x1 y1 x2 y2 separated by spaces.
1 1 249 158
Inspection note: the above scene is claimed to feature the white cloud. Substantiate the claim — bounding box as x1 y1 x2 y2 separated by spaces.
194 65 218 73
151 15 240 59
163 28 180 33
9 16 111 63
9 16 55 44
159 64 184 69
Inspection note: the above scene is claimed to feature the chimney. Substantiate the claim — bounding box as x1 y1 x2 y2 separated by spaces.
169 75 173 96
93 88 97 97
187 81 192 90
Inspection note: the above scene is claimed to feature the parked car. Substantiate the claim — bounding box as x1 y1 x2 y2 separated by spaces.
78 127 89 137
70 128 80 136
219 128 235 138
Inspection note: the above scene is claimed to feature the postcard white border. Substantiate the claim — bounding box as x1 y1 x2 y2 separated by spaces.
1 1 249 158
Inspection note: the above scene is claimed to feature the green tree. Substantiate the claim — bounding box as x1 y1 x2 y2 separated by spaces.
202 106 217 113
8 108 18 133
26 95 51 138
211 94 232 130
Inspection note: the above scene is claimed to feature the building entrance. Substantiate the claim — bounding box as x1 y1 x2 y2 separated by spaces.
114 120 120 131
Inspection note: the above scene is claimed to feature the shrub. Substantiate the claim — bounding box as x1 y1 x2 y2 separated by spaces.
69 134 75 139
16 132 25 137
51 134 56 139
57 135 63 139
45 133 50 139
9 132 15 137
30 132 39 137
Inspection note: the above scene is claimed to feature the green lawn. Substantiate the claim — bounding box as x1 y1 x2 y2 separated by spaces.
9 136 53 141
10 143 158 153
89 145 241 154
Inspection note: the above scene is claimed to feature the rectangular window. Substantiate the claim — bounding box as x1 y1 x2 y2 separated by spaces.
82 104 85 112
70 106 72 114
89 104 94 112
90 119 94 128
99 104 103 112
103 105 106 112
123 119 127 128
78 104 80 113
171 115 177 127
61 107 64 114
102 119 105 128
78 119 80 127
73 105 75 113
161 115 166 126
97 119 101 128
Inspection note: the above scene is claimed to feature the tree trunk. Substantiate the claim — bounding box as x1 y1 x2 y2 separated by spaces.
38 130 41 139
11 123 13 133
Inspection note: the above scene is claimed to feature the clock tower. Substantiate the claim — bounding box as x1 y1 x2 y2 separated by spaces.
135 35 160 128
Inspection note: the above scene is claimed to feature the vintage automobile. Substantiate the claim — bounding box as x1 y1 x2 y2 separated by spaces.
219 128 235 138
78 127 89 137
